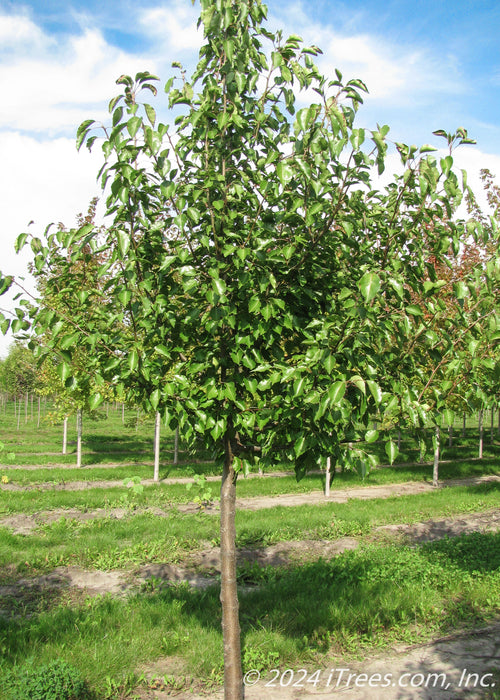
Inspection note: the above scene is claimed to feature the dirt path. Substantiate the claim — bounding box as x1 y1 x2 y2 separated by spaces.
1 474 499 534
2 472 499 502
141 623 500 699
231 474 500 512
1 508 499 600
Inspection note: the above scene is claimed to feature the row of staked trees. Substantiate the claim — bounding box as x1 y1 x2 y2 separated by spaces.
0 197 179 473
0 338 175 470
0 0 499 697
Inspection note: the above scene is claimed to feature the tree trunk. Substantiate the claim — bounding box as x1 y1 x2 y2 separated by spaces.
76 409 83 467
419 439 424 464
220 433 243 700
37 396 41 429
433 426 440 487
122 402 125 425
174 426 179 465
462 411 466 438
478 409 484 459
325 456 331 498
25 392 28 423
490 408 494 443
397 426 401 451
17 396 21 431
154 411 161 482
62 417 68 455
448 426 453 448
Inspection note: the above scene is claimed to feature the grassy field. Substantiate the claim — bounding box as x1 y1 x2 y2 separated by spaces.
0 401 499 698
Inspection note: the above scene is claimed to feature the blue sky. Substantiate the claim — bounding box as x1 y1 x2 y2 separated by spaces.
1 0 500 356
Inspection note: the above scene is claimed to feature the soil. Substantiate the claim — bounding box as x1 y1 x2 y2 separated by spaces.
2 474 499 535
1 475 499 698
2 471 499 502
136 623 500 699
1 508 498 602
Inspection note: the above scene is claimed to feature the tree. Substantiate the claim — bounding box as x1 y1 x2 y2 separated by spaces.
373 151 500 480
0 343 37 428
0 343 36 398
2 1 498 697
36 348 116 465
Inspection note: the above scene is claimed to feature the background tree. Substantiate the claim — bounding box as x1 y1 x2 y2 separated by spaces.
2 1 499 698
0 343 37 428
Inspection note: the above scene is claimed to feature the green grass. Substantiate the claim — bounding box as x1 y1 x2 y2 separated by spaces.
0 454 498 515
0 457 498 521
1 400 498 472
0 532 499 697
0 481 499 577
0 401 187 465
0 402 499 697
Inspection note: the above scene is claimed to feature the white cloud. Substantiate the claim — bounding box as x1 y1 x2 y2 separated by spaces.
139 1 202 52
0 12 50 51
452 146 500 215
269 3 464 107
0 131 105 357
0 7 167 356
318 38 445 103
0 16 158 133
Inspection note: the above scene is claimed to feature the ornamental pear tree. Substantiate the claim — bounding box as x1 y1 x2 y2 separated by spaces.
1 0 499 697
0 342 36 399
385 207 500 480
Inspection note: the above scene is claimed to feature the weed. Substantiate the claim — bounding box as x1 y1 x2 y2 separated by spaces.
242 645 279 672
2 658 91 700
236 561 283 585
140 575 164 593
161 630 190 654
160 674 190 690
185 474 218 509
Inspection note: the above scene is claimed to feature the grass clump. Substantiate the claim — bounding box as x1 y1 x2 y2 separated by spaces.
1 658 91 700
238 532 500 656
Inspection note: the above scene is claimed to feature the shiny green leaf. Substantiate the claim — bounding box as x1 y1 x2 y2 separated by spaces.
358 272 380 303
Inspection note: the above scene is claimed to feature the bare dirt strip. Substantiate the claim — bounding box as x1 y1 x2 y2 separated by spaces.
1 474 499 533
1 508 499 600
1 471 499 499
139 623 500 700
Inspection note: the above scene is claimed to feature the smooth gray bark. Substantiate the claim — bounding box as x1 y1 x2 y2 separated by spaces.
173 426 179 465
325 456 331 497
478 410 484 459
62 417 68 455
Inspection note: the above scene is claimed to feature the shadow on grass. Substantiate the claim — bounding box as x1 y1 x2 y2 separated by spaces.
1 532 499 683
83 434 155 459
422 530 500 574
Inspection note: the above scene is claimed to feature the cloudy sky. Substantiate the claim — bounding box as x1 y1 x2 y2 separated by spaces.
1 0 500 357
